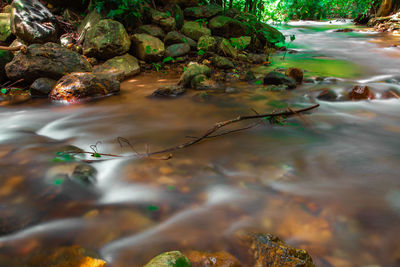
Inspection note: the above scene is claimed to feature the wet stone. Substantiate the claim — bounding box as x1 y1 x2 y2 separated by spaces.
349 85 375 100
30 78 57 97
263 71 297 89
186 250 242 267
152 85 186 97
317 89 339 101
285 67 303 83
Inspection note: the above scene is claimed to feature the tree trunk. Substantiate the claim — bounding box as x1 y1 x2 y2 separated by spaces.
377 0 394 16
229 0 233 9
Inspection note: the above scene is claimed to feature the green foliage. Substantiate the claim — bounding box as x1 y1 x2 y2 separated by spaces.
0 88 7 94
230 36 248 50
152 62 162 71
162 57 175 63
197 49 206 56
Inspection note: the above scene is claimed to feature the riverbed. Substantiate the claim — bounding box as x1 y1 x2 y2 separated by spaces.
0 20 399 266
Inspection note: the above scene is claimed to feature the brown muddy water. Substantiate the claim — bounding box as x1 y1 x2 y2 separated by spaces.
0 21 400 266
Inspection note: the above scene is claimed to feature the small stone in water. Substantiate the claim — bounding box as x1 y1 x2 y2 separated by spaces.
349 85 375 100
144 251 192 267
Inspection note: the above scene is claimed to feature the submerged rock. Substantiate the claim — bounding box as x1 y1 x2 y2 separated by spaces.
209 16 247 38
285 67 303 83
5 43 92 83
236 232 315 267
0 13 12 42
165 43 190 57
49 72 120 102
263 71 296 89
152 85 186 97
30 77 57 97
178 63 211 88
186 250 241 267
144 251 191 267
184 4 222 19
94 54 140 82
131 33 165 62
317 89 339 101
135 24 165 40
349 85 375 100
83 19 131 60
10 0 57 44
182 21 211 41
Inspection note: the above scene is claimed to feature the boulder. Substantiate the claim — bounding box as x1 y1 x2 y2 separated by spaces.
183 4 222 19
152 85 186 97
164 31 196 49
49 72 120 102
263 71 296 89
30 77 57 97
197 35 217 52
166 4 184 30
235 233 314 267
218 38 238 59
5 43 92 83
186 250 241 267
165 43 190 58
209 16 247 38
0 50 13 82
212 56 234 69
10 0 57 44
256 22 285 45
285 67 303 83
182 21 211 41
94 54 140 82
179 63 211 88
144 251 191 267
150 9 176 32
131 33 165 62
317 89 339 101
77 10 102 43
159 0 198 8
229 36 251 51
134 24 165 40
83 19 131 60
349 85 375 100
0 13 12 43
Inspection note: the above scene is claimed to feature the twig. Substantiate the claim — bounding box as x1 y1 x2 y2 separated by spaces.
288 107 311 127
0 45 27 53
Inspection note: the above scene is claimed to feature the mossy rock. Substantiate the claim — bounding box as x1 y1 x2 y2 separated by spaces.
212 56 234 69
144 251 192 267
182 21 211 41
209 16 247 38
164 31 196 49
134 24 165 40
166 43 190 58
150 9 176 32
0 13 11 42
94 54 140 82
197 35 217 52
83 19 131 60
218 38 238 59
183 4 222 19
131 33 165 62
257 22 285 45
179 64 211 88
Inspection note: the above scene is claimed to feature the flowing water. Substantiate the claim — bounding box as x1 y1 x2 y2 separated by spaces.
1 21 400 266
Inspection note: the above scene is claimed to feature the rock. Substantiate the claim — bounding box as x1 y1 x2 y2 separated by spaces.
236 233 314 267
317 89 339 101
71 164 97 186
0 13 12 43
166 4 184 30
131 33 165 62
49 72 120 102
209 16 247 38
256 22 285 45
349 85 375 100
144 251 191 267
164 31 196 48
152 85 186 97
285 67 303 83
0 50 13 82
30 77 56 97
135 24 165 39
77 9 102 42
186 250 241 267
8 38 26 55
334 28 354 32
229 36 251 51
263 71 296 89
218 38 238 59
165 43 190 57
178 63 211 87
62 8 82 25
182 21 211 41
24 246 106 267
197 35 217 52
159 0 198 8
184 4 222 19
0 87 30 105
212 56 234 69
150 9 176 32
10 0 57 44
191 74 207 89
44 0 87 8
5 43 92 83
83 19 131 60
94 54 140 82
382 88 400 99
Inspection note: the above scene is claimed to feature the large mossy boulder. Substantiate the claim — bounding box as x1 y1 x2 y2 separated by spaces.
77 10 102 41
218 38 238 59
134 24 165 40
183 4 222 19
197 35 217 52
150 9 176 32
165 43 190 58
10 0 57 44
0 13 12 43
0 50 13 82
83 19 131 60
5 43 92 83
164 31 196 48
94 54 140 82
209 16 247 38
256 23 285 45
144 251 191 267
131 33 165 62
50 72 120 102
182 21 211 41
212 56 234 69
179 63 211 88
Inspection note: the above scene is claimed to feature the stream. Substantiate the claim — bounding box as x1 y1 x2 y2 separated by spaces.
0 20 400 266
